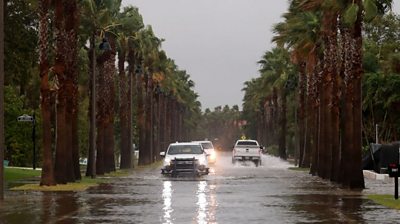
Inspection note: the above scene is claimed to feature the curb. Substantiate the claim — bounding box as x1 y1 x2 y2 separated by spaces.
363 170 391 181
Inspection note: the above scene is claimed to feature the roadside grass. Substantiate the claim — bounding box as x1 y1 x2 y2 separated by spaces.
367 194 400 210
5 167 41 181
289 167 310 172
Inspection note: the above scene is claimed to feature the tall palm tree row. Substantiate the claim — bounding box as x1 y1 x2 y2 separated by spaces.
34 1 202 185
242 0 393 189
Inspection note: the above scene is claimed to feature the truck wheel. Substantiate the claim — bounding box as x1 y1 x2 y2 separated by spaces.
232 158 236 165
254 160 260 167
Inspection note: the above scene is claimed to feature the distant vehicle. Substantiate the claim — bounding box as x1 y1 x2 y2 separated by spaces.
160 142 210 177
232 139 263 167
192 140 217 164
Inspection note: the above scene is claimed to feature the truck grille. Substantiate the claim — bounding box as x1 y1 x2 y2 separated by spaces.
172 158 197 171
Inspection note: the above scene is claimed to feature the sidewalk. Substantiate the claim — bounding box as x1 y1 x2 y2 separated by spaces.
363 170 396 195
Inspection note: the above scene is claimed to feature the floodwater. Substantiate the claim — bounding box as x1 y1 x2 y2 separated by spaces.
1 152 400 224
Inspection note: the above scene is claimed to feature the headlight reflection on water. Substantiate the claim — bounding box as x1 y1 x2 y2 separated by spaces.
162 181 173 224
162 180 217 224
197 181 208 224
196 181 218 224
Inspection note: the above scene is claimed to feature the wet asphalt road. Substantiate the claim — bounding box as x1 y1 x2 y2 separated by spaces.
1 152 400 224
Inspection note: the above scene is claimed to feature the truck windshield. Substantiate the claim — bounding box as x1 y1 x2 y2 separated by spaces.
201 142 213 149
237 141 257 146
168 145 203 155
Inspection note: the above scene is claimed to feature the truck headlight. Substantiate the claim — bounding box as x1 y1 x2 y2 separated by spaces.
164 157 171 165
198 157 207 165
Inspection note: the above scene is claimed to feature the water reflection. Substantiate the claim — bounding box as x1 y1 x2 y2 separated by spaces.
163 181 173 224
196 181 218 224
196 181 208 224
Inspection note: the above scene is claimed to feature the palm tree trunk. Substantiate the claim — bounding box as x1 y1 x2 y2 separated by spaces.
144 73 154 163
278 89 287 160
0 0 3 199
95 48 113 175
54 0 74 184
310 61 322 176
64 0 80 180
86 33 96 177
137 72 146 165
272 88 279 145
329 17 340 183
348 5 365 188
320 11 338 180
298 64 306 167
119 47 131 169
39 0 55 186
103 56 116 173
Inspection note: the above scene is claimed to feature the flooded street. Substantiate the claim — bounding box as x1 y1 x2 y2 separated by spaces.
1 152 400 223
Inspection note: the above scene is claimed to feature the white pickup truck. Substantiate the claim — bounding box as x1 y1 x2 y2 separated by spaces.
232 139 263 166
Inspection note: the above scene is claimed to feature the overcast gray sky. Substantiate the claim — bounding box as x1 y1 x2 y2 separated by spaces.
122 0 400 110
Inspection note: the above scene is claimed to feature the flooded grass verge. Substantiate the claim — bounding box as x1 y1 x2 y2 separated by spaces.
288 167 310 172
5 167 41 181
10 169 133 192
367 194 400 210
7 161 162 192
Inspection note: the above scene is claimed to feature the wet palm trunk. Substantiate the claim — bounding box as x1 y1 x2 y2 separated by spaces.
170 98 177 142
103 55 116 173
137 72 146 166
320 11 338 180
154 91 162 160
164 94 170 149
119 48 132 169
65 0 81 180
348 6 364 188
54 0 74 184
329 16 340 183
310 62 322 176
86 34 96 177
272 88 279 145
298 64 306 167
96 52 108 175
159 93 166 152
144 74 154 163
39 0 55 186
278 90 287 160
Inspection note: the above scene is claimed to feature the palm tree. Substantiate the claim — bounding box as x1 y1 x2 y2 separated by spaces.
135 26 162 165
258 48 293 159
272 2 321 168
39 0 55 186
116 6 143 169
81 0 121 176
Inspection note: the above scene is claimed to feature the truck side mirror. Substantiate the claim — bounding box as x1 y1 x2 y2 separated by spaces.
160 152 166 157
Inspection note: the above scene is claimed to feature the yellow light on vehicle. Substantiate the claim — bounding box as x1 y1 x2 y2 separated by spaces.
210 151 216 160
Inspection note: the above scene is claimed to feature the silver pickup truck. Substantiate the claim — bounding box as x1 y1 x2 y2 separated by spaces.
232 139 263 166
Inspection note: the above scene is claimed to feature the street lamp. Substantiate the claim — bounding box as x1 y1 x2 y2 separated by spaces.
17 113 36 170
